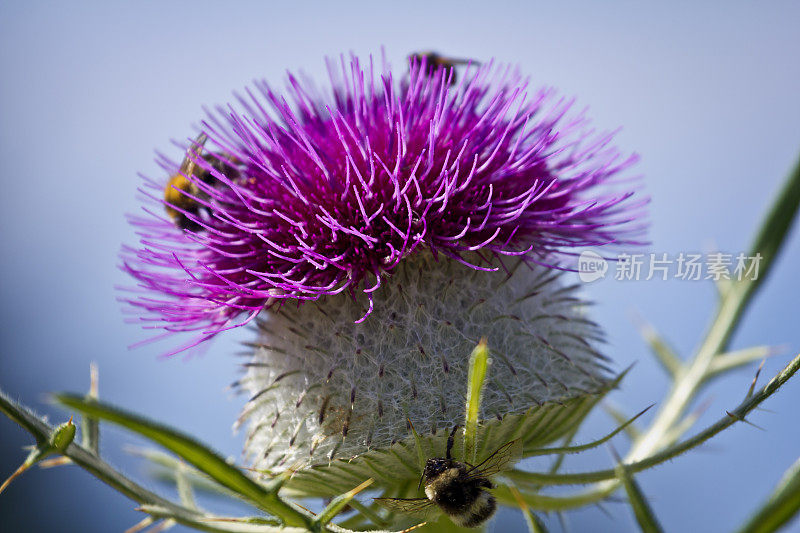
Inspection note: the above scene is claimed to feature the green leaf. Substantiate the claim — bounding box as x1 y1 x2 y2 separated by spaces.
54 393 313 529
743 152 800 295
1 389 239 533
603 403 642 442
634 316 682 379
613 450 664 533
176 460 198 510
128 447 241 500
505 352 800 494
736 456 800 533
407 419 427 474
314 478 373 527
338 499 389 530
464 338 490 464
137 506 303 533
706 346 774 380
508 485 550 533
525 404 653 457
80 362 100 454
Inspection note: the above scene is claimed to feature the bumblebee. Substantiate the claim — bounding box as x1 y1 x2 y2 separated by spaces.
164 133 241 231
376 426 520 528
408 51 478 85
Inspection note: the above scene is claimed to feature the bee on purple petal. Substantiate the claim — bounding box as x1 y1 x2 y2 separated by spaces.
408 50 479 85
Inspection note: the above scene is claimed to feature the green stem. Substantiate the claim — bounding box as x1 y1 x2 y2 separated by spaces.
631 152 800 459
507 352 800 488
0 391 234 533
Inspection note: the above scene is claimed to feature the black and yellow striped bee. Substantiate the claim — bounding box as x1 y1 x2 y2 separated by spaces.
164 133 241 231
408 51 478 85
376 426 520 528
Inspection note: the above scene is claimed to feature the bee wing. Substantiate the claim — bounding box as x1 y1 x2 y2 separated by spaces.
444 56 479 66
179 133 208 175
374 497 438 518
464 439 522 480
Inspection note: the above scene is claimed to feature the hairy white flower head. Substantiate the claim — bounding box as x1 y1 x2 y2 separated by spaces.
237 254 611 472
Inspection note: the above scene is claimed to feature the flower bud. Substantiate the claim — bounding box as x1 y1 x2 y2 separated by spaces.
49 416 76 453
238 254 609 481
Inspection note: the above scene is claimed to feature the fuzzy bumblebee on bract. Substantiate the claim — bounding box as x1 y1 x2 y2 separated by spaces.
121 53 645 493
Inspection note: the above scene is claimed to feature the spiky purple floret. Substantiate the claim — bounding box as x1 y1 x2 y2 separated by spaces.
121 55 645 353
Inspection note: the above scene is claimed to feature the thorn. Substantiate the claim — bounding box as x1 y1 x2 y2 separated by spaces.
398 522 428 532
148 518 176 533
89 362 99 398
292 501 317 516
124 516 155 533
0 462 31 495
594 500 613 518
726 411 765 431
38 456 73 469
608 443 623 463
557 511 569 533
746 359 766 399
345 478 374 497
631 311 682 378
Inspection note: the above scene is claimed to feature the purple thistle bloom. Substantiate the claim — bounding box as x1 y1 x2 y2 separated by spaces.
121 54 644 353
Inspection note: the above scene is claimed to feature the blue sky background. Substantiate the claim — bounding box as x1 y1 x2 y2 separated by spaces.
1 1 799 531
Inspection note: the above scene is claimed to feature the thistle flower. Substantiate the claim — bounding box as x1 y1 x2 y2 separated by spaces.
121 54 643 353
121 54 644 487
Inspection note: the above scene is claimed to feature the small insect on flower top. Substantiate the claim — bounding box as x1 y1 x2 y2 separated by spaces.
408 51 478 85
376 426 521 528
163 133 242 231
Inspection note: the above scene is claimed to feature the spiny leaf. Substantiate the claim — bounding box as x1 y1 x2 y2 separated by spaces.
338 499 390 529
508 484 550 533
55 393 313 528
407 419 426 474
493 483 616 512
285 376 619 498
743 151 800 294
612 447 664 533
706 346 775 380
0 389 244 533
505 353 800 492
138 505 303 533
128 447 240 499
525 404 653 457
315 478 373 527
736 456 800 533
603 403 642 442
634 315 682 378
